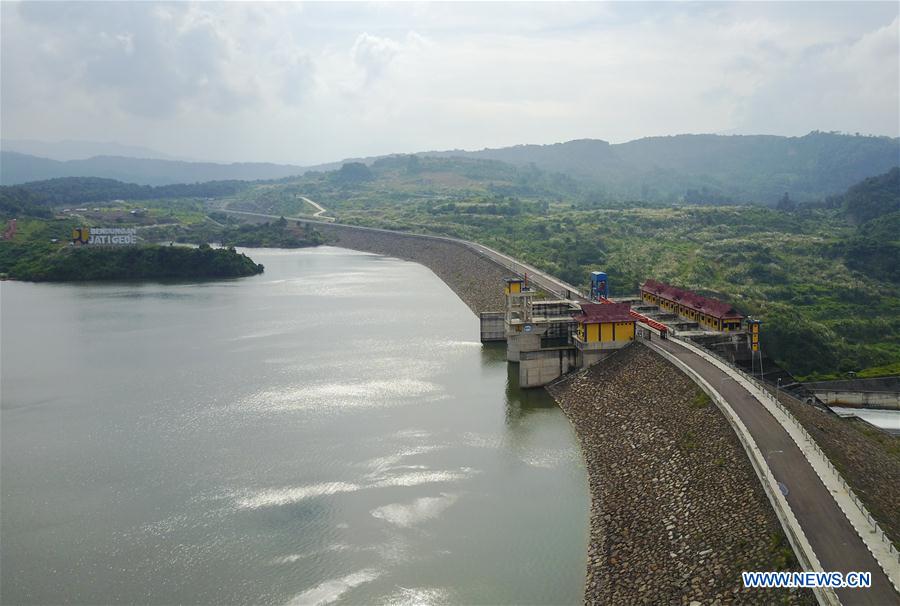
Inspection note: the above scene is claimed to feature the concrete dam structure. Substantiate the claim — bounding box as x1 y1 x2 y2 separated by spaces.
481 277 638 388
804 377 900 410
480 274 756 390
225 210 900 605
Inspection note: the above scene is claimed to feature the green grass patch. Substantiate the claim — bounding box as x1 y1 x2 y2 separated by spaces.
690 390 712 409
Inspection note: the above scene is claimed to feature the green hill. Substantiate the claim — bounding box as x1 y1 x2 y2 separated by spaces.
1 176 250 206
1 241 263 282
828 167 900 284
5 131 898 206
424 132 899 204
832 166 900 224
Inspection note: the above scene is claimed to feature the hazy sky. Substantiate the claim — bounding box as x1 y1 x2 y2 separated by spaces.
2 1 898 165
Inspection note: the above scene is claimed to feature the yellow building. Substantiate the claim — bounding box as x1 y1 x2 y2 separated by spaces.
574 303 635 345
504 277 524 295
641 279 744 332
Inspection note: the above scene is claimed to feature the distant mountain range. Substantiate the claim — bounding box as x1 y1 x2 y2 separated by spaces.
1 139 187 162
0 152 307 187
417 132 900 203
3 132 898 203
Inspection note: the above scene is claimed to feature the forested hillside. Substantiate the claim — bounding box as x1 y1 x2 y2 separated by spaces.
423 132 899 204
831 167 900 285
0 187 53 218
265 162 899 380
2 143 897 379
831 166 900 224
0 242 263 282
5 131 897 205
0 177 250 206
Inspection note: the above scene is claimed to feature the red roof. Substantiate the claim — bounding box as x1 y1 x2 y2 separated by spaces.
641 279 743 321
573 302 633 324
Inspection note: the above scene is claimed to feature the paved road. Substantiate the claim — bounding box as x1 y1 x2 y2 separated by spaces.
653 338 899 605
298 196 335 222
221 208 900 603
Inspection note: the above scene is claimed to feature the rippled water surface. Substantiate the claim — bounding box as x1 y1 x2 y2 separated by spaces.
1 247 588 605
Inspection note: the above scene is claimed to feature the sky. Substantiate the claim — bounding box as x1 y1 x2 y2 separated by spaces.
2 1 898 165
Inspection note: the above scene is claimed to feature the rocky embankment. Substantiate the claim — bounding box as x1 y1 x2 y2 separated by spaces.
311 222 815 603
318 224 508 313
773 389 900 549
548 344 814 605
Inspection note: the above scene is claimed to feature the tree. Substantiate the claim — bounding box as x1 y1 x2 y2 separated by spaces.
776 192 796 212
333 162 373 184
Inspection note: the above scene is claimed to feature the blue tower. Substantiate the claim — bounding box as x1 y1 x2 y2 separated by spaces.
590 271 609 301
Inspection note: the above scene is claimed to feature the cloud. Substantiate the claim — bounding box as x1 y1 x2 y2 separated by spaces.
732 15 900 136
352 33 400 82
278 53 316 106
349 32 428 88
1 2 897 164
5 2 304 118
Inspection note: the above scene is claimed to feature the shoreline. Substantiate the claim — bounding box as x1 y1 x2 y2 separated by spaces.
316 223 509 314
304 227 813 603
0 244 262 283
548 345 813 604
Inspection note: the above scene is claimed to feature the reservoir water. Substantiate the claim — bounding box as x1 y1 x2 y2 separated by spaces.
1 247 589 605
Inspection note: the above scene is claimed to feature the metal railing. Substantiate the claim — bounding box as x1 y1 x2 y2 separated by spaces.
672 335 900 566
268 209 900 568
643 339 840 606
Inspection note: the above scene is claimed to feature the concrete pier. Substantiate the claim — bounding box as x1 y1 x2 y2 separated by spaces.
520 348 578 388
479 312 505 342
499 283 636 387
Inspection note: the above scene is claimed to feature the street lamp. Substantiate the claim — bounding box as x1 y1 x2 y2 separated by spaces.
777 378 782 402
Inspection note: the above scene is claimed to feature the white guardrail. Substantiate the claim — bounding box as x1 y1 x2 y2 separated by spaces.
671 336 900 595
250 210 899 589
462 242 588 301
646 339 839 606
